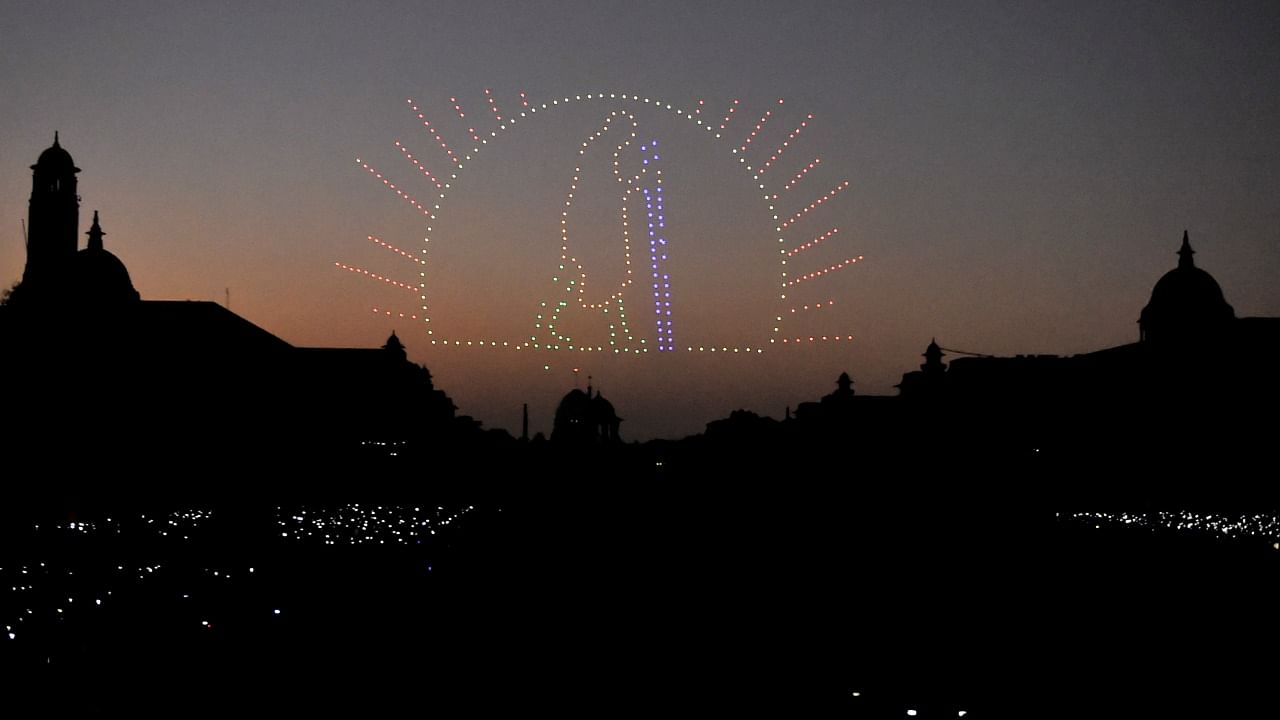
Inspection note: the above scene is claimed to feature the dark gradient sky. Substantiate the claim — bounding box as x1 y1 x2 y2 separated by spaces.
3 1 1278 439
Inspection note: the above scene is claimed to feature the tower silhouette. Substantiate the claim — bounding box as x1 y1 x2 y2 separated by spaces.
16 133 80 303
9 134 138 307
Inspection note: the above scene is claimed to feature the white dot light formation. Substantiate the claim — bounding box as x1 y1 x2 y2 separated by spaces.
343 89 866 361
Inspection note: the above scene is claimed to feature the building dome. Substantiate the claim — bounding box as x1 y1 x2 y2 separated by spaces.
552 385 622 444
555 388 591 421
591 392 617 417
71 212 140 304
71 248 140 304
1139 232 1234 344
31 132 80 173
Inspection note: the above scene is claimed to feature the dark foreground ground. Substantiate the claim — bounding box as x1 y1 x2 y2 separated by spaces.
2 450 1277 717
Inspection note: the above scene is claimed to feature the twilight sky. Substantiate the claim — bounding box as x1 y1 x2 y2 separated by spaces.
2 1 1278 439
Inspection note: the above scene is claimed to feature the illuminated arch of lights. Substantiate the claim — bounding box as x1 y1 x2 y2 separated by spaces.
344 89 865 365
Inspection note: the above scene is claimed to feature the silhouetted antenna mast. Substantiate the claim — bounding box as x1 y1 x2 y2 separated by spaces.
21 219 28 249
225 288 230 310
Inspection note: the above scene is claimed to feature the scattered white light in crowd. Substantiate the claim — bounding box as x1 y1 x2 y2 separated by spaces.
2 504 474 655
276 503 474 546
1064 510 1280 542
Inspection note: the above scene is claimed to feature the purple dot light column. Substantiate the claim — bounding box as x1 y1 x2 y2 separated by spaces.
640 140 674 352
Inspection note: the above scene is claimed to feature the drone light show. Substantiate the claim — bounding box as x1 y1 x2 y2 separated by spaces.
343 90 864 368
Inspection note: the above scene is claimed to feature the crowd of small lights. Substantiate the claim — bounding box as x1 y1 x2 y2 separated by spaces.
3 505 475 647
4 511 218 643
345 88 865 366
1063 511 1280 544
32 510 214 541
1 560 155 643
277 504 474 546
359 439 409 457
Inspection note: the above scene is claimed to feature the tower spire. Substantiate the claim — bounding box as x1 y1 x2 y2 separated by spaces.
86 210 105 251
1178 230 1195 269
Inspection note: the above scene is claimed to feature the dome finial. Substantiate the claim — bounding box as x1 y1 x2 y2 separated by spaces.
53 131 60 147
1178 230 1195 269
86 210 105 251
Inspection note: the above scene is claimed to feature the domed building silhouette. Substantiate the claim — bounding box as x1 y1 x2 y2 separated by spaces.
1139 231 1236 346
7 133 140 308
1 136 459 483
772 229 1280 488
889 231 1279 400
72 211 141 304
551 381 622 444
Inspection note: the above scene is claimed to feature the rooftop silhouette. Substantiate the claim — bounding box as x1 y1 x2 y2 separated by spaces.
1 137 471 495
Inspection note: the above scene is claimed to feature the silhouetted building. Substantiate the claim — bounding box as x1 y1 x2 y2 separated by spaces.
794 371 856 422
1139 231 1236 347
704 409 779 441
0 137 457 476
876 232 1280 484
8 134 140 309
895 339 947 398
763 231 1280 497
794 368 900 432
551 383 622 444
912 232 1280 406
